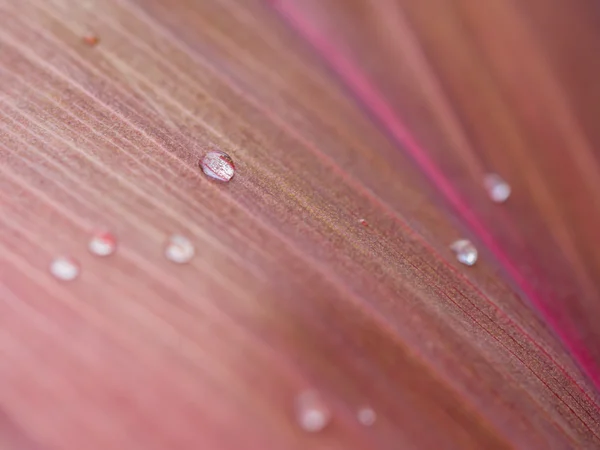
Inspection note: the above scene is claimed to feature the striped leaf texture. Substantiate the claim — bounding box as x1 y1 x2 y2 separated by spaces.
0 0 599 448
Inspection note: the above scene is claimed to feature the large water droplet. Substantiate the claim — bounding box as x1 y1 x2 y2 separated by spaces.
295 390 331 433
165 234 194 264
357 407 376 426
50 256 80 281
88 231 117 256
450 239 478 266
200 150 235 182
484 173 511 203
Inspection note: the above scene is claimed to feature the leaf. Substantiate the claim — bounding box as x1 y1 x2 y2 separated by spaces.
0 0 599 448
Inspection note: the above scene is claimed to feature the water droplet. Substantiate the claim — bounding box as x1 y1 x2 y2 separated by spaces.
165 234 194 264
50 257 80 281
200 150 235 182
88 231 117 256
357 407 376 426
484 173 511 203
295 390 330 433
450 239 478 266
82 34 99 47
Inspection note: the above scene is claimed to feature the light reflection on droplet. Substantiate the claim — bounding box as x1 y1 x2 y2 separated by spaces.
295 390 330 433
50 256 80 281
200 150 235 182
484 173 511 203
88 231 117 256
165 234 194 264
357 407 376 426
450 239 478 266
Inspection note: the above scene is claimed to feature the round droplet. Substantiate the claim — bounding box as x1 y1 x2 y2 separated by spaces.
200 150 235 182
357 407 376 426
484 173 511 203
50 257 80 281
295 390 331 433
450 239 478 266
165 234 194 264
88 231 117 256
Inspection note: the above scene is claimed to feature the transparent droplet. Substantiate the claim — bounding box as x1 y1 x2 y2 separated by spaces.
450 239 478 266
50 256 80 281
484 173 511 203
295 390 331 433
88 231 117 256
200 150 235 182
357 407 376 426
165 234 194 264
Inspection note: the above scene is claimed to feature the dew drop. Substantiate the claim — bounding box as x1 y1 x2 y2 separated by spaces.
200 150 235 182
484 173 511 203
88 231 117 256
450 239 478 266
357 407 376 426
165 234 194 264
50 256 80 281
295 390 331 433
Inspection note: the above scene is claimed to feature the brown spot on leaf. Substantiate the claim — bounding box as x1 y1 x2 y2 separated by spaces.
82 34 99 47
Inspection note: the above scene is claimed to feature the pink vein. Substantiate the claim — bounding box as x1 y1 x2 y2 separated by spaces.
270 0 600 394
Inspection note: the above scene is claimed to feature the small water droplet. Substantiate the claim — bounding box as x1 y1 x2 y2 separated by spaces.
200 150 235 182
165 234 194 264
50 257 80 281
295 390 330 433
484 173 511 203
88 231 117 256
82 34 99 47
357 407 376 426
450 239 478 266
